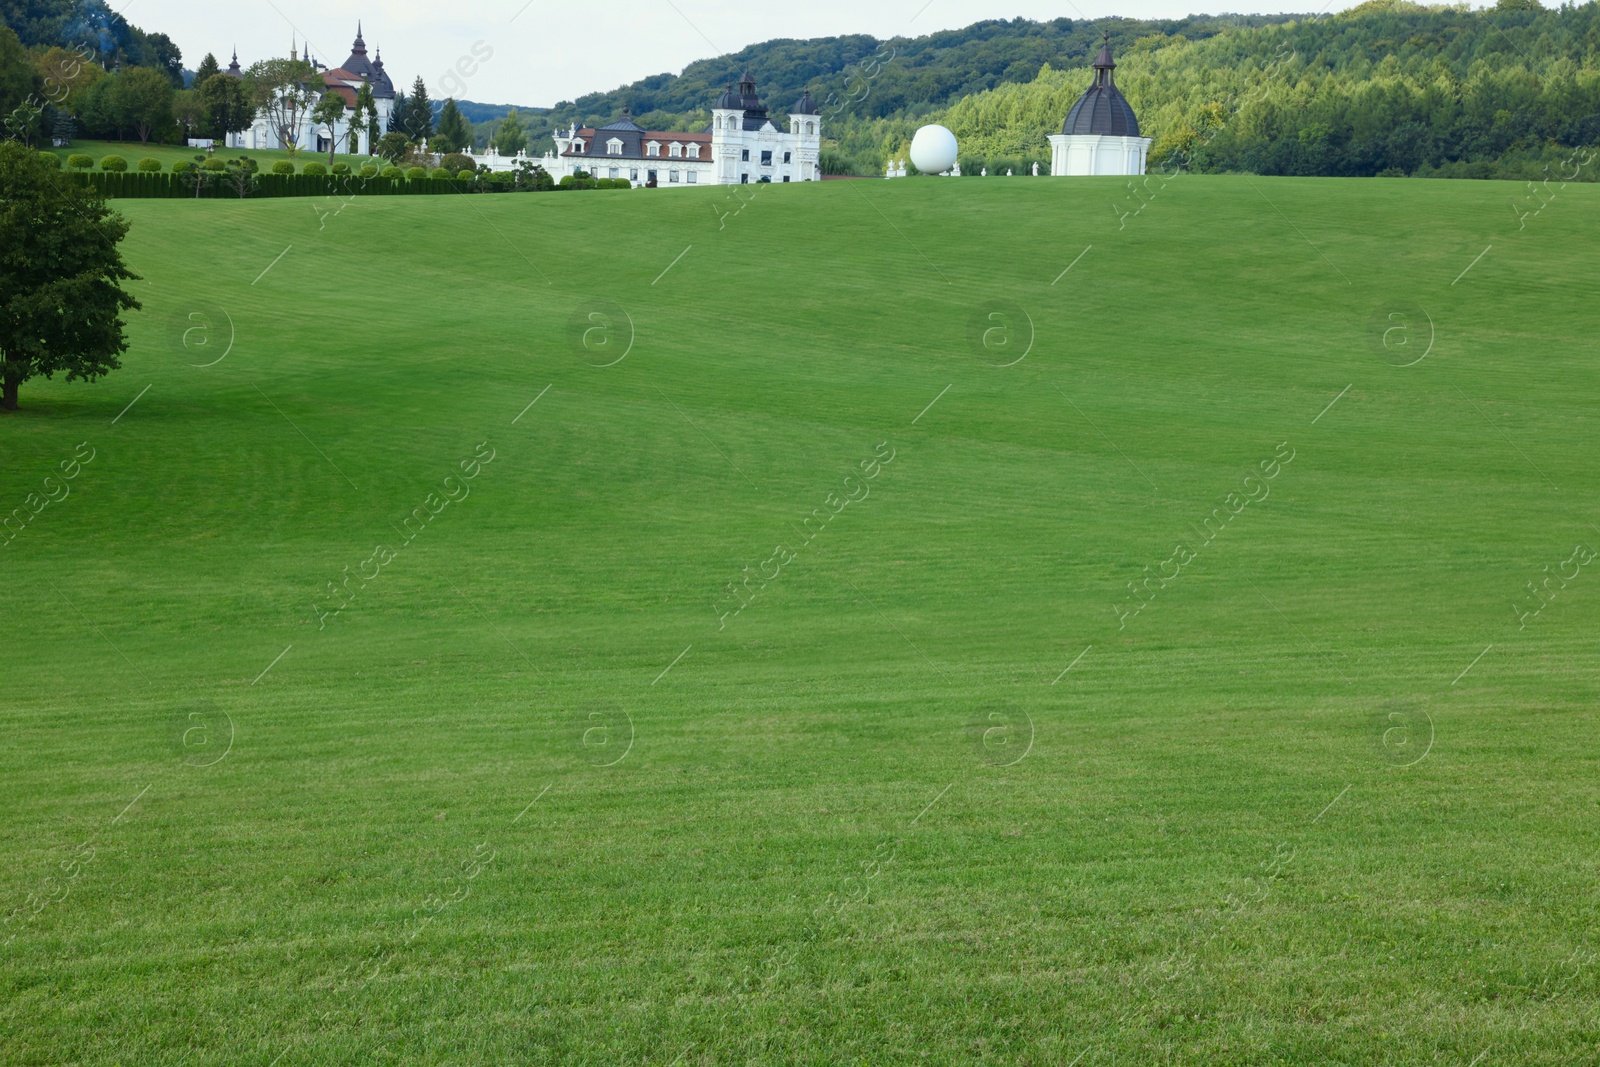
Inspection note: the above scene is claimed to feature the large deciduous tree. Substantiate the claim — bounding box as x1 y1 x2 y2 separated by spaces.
0 142 141 412
112 66 174 144
243 58 318 154
197 73 253 140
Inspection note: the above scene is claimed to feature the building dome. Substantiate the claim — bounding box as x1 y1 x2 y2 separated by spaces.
1062 37 1140 137
792 90 818 115
715 84 742 110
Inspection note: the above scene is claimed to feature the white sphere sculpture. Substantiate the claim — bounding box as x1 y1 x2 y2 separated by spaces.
909 124 959 175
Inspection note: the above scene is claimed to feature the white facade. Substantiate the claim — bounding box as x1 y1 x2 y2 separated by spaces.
1047 134 1151 177
537 77 822 189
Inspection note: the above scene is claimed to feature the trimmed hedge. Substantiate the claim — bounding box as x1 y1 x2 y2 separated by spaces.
360 165 379 178
405 167 427 180
137 157 162 172
302 162 328 176
382 166 403 179
99 155 127 172
61 169 589 200
172 160 192 173
202 158 226 171
271 161 295 175
331 163 350 175
67 154 93 169
39 152 62 169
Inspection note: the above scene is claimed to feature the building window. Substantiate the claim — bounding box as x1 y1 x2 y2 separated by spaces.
687 144 700 159
783 175 790 182
740 149 749 162
647 169 658 184
630 168 639 181
783 151 791 164
647 142 660 157
670 169 680 183
687 170 697 184
806 122 815 136
761 150 773 166
741 174 749 183
610 167 619 178
669 143 682 157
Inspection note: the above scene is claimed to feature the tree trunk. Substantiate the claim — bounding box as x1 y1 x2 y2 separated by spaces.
2 375 19 411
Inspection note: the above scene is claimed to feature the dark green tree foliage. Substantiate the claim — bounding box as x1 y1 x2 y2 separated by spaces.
1 24 43 143
0 141 141 410
434 98 470 152
397 76 432 140
1 0 179 74
197 73 252 139
192 53 220 87
111 66 172 144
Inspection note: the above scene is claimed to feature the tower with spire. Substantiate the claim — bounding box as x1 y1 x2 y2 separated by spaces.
219 24 399 155
1047 34 1152 177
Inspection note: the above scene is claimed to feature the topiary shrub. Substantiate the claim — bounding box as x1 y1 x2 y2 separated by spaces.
98 155 127 172
360 164 379 178
430 167 451 179
137 157 162 172
203 157 227 172
271 160 295 175
331 162 350 175
302 161 328 176
39 152 62 169
172 160 192 173
67 154 94 170
405 167 427 180
441 153 474 175
454 170 476 181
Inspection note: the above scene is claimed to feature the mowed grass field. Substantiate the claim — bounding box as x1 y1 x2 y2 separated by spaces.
3 173 1599 1065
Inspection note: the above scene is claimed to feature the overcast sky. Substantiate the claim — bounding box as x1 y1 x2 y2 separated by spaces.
137 0 1381 107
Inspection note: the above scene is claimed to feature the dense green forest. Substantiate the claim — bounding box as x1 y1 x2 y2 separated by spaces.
474 0 1600 181
0 0 181 81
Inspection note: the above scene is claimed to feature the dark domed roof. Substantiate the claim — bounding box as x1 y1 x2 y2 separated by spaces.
1062 37 1140 137
716 84 742 110
792 90 818 115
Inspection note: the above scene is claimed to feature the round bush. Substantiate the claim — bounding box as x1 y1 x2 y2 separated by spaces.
137 157 162 172
39 152 62 169
202 158 227 172
405 167 427 180
360 164 379 178
382 166 404 179
172 160 192 173
98 155 127 172
331 163 350 175
271 161 295 175
441 152 474 175
454 169 476 180
67 154 94 170
302 161 328 176
429 167 451 179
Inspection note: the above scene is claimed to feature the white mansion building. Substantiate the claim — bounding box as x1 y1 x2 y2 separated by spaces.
224 26 397 155
534 73 822 188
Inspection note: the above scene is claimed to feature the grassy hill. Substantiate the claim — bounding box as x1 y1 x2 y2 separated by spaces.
3 175 1599 1063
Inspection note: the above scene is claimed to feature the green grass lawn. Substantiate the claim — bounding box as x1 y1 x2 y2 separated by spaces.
3 173 1599 1065
43 138 379 171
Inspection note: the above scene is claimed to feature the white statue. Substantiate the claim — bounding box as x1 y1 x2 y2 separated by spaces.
1006 168 1013 176
886 160 895 179
981 167 987 176
1032 161 1039 177
952 162 961 177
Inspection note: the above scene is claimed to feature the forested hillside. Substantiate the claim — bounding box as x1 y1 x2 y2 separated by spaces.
924 0 1600 180
491 0 1599 181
